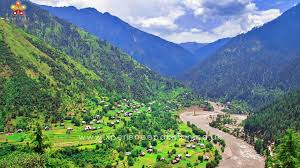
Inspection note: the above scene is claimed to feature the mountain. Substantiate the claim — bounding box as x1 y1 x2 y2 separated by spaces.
38 6 196 77
0 0 191 103
0 20 214 167
0 19 104 130
179 42 207 54
193 38 230 63
182 4 300 108
244 91 300 143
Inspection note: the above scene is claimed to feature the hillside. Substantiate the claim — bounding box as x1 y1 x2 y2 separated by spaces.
0 19 103 131
0 20 221 167
192 38 231 63
39 5 196 77
182 4 300 107
244 91 300 143
179 42 207 55
0 0 190 102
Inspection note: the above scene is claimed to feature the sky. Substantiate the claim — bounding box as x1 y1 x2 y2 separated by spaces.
30 0 300 43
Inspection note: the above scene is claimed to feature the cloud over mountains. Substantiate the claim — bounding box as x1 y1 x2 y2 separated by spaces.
31 0 298 43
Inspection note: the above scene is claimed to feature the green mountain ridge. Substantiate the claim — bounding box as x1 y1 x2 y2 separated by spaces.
181 3 300 108
244 90 300 143
0 19 105 130
0 0 188 102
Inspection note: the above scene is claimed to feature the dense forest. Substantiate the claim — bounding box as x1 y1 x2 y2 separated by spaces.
39 5 196 77
266 129 300 168
244 91 300 143
182 3 300 109
0 19 104 132
0 0 191 102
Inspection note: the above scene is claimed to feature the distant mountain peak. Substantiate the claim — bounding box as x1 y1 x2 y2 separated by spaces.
182 3 300 107
39 5 196 77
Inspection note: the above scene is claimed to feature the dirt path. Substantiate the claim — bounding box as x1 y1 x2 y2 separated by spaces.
180 103 265 168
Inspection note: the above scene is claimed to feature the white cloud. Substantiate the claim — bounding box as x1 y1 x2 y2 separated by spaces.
247 9 281 27
133 7 185 31
31 0 283 43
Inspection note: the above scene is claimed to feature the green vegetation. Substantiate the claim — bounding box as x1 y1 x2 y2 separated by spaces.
209 114 237 133
0 0 189 102
182 3 300 109
221 100 250 114
244 91 300 143
0 19 219 167
266 129 300 168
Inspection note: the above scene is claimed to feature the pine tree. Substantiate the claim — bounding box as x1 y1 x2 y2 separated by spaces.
273 129 300 168
31 122 50 154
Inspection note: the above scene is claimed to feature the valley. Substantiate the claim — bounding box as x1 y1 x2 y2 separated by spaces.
0 0 300 167
180 103 265 168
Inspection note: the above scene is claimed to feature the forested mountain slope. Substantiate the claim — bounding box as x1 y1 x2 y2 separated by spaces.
179 42 207 55
192 38 230 63
0 20 217 167
182 4 300 107
0 20 104 131
244 91 300 143
39 5 196 77
0 0 189 102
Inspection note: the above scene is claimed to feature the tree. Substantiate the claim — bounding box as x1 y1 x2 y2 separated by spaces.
273 129 300 168
255 139 264 154
198 155 204 162
31 122 50 154
156 155 162 161
128 157 134 166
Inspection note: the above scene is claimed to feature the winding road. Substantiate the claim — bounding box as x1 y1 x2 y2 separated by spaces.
180 103 265 168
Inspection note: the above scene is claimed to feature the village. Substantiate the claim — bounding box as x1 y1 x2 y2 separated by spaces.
0 97 222 167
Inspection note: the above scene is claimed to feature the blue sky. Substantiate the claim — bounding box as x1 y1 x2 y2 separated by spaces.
31 0 300 43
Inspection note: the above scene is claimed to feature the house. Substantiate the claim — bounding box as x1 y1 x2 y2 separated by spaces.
186 154 191 158
199 143 205 148
125 152 131 156
116 120 120 124
84 125 92 131
89 121 94 125
67 127 73 134
171 160 178 164
45 126 50 131
159 157 165 161
140 152 145 157
95 115 101 119
204 155 210 161
82 121 86 124
16 129 23 133
193 138 199 143
191 145 196 149
60 123 65 126
109 122 115 127
96 120 101 124
5 132 13 136
147 148 153 153
186 144 192 148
